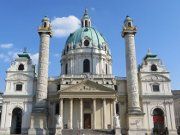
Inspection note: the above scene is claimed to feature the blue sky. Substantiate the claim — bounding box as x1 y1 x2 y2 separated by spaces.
0 0 180 91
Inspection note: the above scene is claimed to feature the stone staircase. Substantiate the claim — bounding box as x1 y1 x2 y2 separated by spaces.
62 129 115 135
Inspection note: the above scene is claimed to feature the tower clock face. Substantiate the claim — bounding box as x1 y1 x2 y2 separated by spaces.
84 40 90 46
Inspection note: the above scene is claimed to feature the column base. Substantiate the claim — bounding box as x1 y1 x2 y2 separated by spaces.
115 128 122 135
28 107 48 135
127 114 147 135
168 130 177 135
28 128 48 135
128 129 147 135
55 127 62 135
0 128 10 135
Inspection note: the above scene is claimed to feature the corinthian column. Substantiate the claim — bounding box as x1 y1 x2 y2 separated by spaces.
122 16 141 114
69 98 73 129
103 99 107 129
93 98 96 129
80 98 83 129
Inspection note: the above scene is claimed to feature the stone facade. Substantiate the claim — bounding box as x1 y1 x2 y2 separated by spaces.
172 90 180 134
0 11 177 135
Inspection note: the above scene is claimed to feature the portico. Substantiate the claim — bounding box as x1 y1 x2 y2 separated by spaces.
58 80 116 130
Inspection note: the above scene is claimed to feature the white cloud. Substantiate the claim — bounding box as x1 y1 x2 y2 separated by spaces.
90 7 95 11
0 43 13 49
0 51 18 62
30 53 39 65
51 15 81 37
0 50 39 65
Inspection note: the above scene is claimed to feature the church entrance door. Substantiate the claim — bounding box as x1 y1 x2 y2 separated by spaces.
84 113 91 129
153 108 166 134
10 108 22 134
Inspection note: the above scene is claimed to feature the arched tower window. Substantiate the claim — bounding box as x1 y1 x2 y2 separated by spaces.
151 64 157 71
44 22 47 28
83 59 90 73
85 20 88 27
128 22 132 27
65 63 68 74
18 64 24 71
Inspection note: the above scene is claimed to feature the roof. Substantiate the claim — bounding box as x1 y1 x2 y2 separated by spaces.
17 49 31 59
66 27 108 49
172 90 180 99
18 53 30 59
143 49 158 60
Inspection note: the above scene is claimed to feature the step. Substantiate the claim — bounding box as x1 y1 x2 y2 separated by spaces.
62 129 115 135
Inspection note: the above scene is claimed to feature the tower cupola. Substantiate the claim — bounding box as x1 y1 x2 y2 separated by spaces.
122 16 137 37
38 16 52 37
42 16 51 28
81 9 91 27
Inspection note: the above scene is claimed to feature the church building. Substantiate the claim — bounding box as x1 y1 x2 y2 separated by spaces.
0 10 177 135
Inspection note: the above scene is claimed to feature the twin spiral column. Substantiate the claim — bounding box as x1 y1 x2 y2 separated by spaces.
122 16 141 114
36 16 52 106
28 16 52 135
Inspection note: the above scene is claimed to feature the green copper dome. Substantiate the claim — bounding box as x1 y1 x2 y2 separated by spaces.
66 27 108 49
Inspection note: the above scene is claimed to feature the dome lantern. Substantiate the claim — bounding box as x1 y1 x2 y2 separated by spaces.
81 9 91 27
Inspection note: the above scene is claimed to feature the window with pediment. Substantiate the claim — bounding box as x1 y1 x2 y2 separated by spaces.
16 83 23 91
152 84 160 92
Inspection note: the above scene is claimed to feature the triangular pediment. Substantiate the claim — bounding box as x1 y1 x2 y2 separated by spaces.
60 80 115 93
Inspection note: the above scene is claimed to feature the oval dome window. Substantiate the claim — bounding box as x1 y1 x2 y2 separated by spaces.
84 40 90 46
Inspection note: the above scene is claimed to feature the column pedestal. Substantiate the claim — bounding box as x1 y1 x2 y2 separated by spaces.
127 114 147 135
55 127 62 135
28 112 48 135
